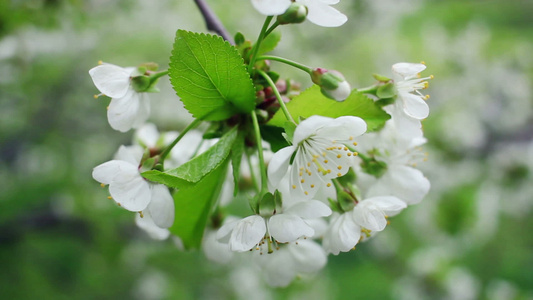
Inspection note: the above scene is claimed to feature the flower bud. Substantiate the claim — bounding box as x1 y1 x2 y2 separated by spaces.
311 68 351 101
277 3 308 25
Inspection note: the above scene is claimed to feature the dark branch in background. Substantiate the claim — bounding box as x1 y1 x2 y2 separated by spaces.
194 0 234 44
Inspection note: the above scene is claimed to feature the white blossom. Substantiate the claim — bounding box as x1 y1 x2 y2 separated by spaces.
92 145 151 211
89 63 150 132
392 62 433 120
352 196 406 232
356 120 430 205
254 239 327 287
134 186 174 240
92 145 175 230
252 0 347 27
322 211 361 255
268 115 366 199
216 199 331 252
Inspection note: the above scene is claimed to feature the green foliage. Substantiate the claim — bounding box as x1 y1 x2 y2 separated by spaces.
169 30 256 121
260 125 290 152
258 30 282 55
142 127 238 187
170 159 229 249
436 184 478 235
268 85 390 131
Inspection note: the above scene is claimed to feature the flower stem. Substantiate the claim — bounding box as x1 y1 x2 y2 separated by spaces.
356 85 379 94
264 21 280 37
248 16 273 74
257 69 295 124
245 151 260 193
256 55 312 73
149 70 169 83
160 118 202 162
251 111 268 192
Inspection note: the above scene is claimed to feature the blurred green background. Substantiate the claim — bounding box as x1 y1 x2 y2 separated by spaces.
1 0 532 299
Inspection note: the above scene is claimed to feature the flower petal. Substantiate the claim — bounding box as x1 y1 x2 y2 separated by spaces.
300 0 347 27
400 92 429 119
267 146 295 188
293 115 333 144
268 214 314 243
89 64 132 98
392 62 426 79
368 196 407 216
288 239 327 273
92 160 135 184
368 165 430 205
134 123 160 148
353 201 387 232
323 213 361 255
203 230 233 264
114 145 143 166
284 199 332 219
229 215 266 252
107 90 149 132
135 212 170 240
148 184 175 228
251 0 291 15
109 172 151 211
316 116 367 141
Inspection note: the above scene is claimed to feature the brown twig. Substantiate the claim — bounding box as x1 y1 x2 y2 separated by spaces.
194 0 234 44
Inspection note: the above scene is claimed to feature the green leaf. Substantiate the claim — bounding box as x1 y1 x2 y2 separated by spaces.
166 127 238 183
170 159 229 249
141 127 238 187
169 30 256 121
260 125 290 152
141 169 192 190
268 85 390 132
258 30 281 55
231 131 245 196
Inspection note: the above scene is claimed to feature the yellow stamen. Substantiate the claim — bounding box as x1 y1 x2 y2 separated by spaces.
100 183 106 187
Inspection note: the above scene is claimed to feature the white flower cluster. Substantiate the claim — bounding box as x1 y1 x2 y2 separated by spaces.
200 62 432 286
90 59 431 286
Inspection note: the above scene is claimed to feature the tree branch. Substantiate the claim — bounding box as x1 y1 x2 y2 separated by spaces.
194 0 234 44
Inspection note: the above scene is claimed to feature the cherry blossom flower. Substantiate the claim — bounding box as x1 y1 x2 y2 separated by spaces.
89 63 150 132
356 120 430 205
323 195 405 255
252 0 347 27
92 145 175 228
253 239 327 287
268 115 367 199
392 62 433 120
135 184 175 240
352 196 406 231
216 200 331 252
